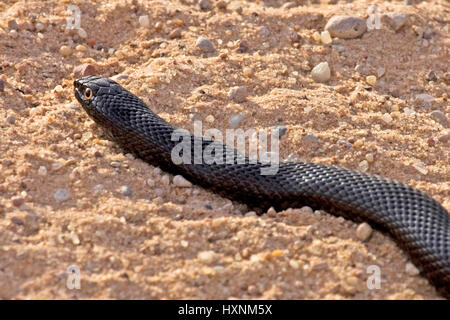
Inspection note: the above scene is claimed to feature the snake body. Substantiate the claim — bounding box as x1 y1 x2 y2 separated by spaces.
74 76 449 298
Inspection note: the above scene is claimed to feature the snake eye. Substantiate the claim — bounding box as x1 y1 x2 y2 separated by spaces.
84 87 93 100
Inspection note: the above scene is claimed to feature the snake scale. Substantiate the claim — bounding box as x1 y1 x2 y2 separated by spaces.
74 76 449 298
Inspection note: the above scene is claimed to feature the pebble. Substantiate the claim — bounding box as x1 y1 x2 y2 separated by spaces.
405 262 420 276
237 39 249 53
228 86 248 103
426 71 437 82
259 26 271 37
415 93 434 106
168 28 182 39
358 160 369 172
216 1 227 9
77 28 87 39
93 184 104 191
146 178 156 187
412 161 428 175
438 132 450 143
383 13 408 31
70 231 80 245
138 15 150 28
6 116 15 124
429 110 448 127
198 0 212 10
403 107 415 115
8 20 19 30
38 166 47 176
376 67 386 78
87 38 96 48
160 175 170 186
205 114 215 123
198 250 215 263
311 62 331 82
302 134 319 144
110 161 121 168
75 44 87 52
35 22 45 32
173 175 192 187
356 222 373 241
325 15 367 39
267 207 276 215
196 36 215 53
0 79 4 92
381 113 393 124
59 45 72 57
229 113 245 128
54 188 70 202
120 185 132 196
366 75 377 86
242 67 253 77
11 196 25 207
300 206 313 214
320 30 332 44
11 216 24 225
289 259 299 269
74 64 96 78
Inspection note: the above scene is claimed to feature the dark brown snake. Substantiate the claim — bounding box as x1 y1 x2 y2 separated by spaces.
74 76 449 298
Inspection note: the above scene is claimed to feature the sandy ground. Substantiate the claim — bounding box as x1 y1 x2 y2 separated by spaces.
0 0 449 299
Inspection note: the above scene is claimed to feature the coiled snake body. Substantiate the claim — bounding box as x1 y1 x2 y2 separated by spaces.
74 76 449 298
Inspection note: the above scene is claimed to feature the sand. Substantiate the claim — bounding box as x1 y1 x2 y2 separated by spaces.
0 0 448 299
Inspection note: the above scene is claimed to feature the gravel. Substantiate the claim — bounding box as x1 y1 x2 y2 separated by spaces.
173 175 192 187
54 188 70 202
356 222 373 241
383 13 408 31
311 62 331 82
324 15 367 39
429 110 448 127
120 185 132 196
196 36 215 53
228 86 248 103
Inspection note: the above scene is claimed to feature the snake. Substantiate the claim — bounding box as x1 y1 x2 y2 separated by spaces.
74 75 449 298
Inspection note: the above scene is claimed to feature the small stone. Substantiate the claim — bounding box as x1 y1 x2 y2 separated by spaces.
405 262 420 276
438 132 450 143
87 38 96 48
320 30 332 44
366 75 377 86
415 93 435 106
11 196 25 207
54 189 70 202
198 250 215 263
383 13 408 31
181 240 189 248
300 206 314 214
228 86 248 103
9 30 18 38
365 153 374 163
196 36 215 53
93 184 104 191
75 44 87 52
110 161 121 168
358 160 369 172
146 178 156 187
205 114 215 123
376 67 386 78
245 211 256 217
11 216 24 225
59 45 72 57
216 1 227 9
77 28 87 38
138 15 150 28
160 175 170 186
429 110 448 127
173 175 192 187
73 64 96 78
38 166 47 176
198 0 212 10
70 231 80 245
6 116 15 124
120 185 132 196
237 39 249 53
0 79 4 92
426 71 437 82
403 107 415 115
168 28 182 39
289 259 299 269
412 161 428 175
35 22 45 32
267 207 276 215
229 113 245 128
356 222 373 241
259 26 270 37
312 31 321 42
8 20 19 30
302 134 319 144
324 15 367 39
423 29 434 40
311 62 331 82
242 67 253 77
381 113 393 124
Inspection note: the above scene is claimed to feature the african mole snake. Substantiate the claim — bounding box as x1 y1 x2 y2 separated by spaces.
74 76 449 298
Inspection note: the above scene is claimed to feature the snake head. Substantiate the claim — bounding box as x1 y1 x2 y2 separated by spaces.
74 76 122 122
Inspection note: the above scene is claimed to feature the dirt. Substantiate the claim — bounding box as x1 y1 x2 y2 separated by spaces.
0 0 449 299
